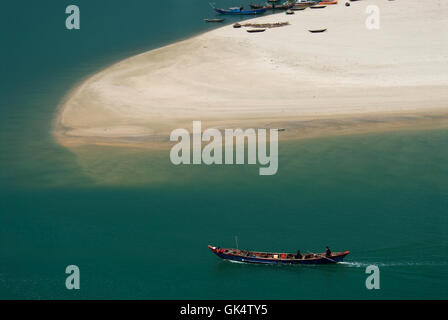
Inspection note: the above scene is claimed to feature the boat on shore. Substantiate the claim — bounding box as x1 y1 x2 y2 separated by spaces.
250 2 295 10
295 0 319 5
309 28 327 33
292 1 318 9
208 245 350 265
318 0 338 4
247 28 266 33
211 5 267 15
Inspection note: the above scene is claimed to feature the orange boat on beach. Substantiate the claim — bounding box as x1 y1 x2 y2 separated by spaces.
318 1 338 4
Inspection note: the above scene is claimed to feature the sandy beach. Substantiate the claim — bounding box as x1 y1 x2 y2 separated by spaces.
55 0 448 147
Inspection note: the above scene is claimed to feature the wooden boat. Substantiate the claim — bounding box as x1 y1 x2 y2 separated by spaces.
310 5 327 9
212 5 267 15
247 28 266 33
318 0 338 4
241 22 289 28
209 245 350 265
292 3 317 10
286 9 295 14
204 18 225 22
295 0 318 5
309 28 327 33
250 2 295 10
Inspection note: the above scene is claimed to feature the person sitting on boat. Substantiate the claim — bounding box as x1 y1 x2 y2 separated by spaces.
325 246 332 257
295 250 302 259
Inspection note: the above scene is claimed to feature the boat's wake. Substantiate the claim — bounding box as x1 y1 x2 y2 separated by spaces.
225 258 447 268
339 261 448 268
228 260 247 265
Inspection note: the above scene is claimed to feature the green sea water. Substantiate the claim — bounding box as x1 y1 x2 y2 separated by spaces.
0 1 447 299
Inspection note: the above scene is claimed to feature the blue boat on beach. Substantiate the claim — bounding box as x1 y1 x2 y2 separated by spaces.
211 4 267 15
208 245 350 265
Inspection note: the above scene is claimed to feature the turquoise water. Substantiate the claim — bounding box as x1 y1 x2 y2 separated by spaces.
0 1 447 299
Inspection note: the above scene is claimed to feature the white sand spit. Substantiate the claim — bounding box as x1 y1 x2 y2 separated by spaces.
55 0 448 147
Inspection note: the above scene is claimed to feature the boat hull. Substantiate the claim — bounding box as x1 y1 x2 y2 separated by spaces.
214 8 267 15
250 3 295 10
208 245 350 265
318 1 338 4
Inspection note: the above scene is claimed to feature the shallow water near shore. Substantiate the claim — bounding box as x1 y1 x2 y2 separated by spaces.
0 1 447 299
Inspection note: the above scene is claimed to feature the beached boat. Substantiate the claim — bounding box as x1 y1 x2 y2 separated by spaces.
208 245 350 265
250 2 295 10
211 5 267 15
309 28 327 33
318 0 338 4
310 5 327 9
293 1 318 9
247 28 266 33
295 0 318 5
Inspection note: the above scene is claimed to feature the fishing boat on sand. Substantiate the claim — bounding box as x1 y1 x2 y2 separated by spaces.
296 0 338 5
210 4 267 15
292 1 318 9
208 245 350 265
295 0 319 4
250 2 295 10
318 0 338 4
309 28 327 33
247 28 266 33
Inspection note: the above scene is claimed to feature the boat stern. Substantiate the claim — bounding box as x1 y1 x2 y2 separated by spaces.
335 250 350 262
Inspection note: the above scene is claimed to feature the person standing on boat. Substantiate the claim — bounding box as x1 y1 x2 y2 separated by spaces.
295 250 302 259
325 246 332 257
